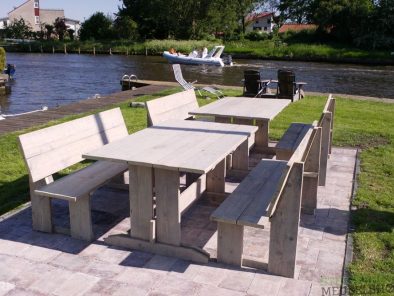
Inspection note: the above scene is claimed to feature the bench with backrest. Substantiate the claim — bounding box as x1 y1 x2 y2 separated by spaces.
145 89 198 126
210 122 321 278
18 108 129 241
276 94 335 188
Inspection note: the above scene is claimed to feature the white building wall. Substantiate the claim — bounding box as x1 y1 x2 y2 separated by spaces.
246 15 274 34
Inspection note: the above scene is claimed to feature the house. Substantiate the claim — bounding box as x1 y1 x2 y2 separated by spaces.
245 12 275 33
278 24 317 33
0 18 10 30
0 0 80 34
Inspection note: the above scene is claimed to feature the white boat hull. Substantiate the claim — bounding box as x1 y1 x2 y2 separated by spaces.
163 51 225 67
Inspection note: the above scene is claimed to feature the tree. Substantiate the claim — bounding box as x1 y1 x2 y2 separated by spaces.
311 0 374 41
236 0 259 34
54 17 67 40
113 15 138 39
67 28 75 40
278 0 313 23
79 12 114 40
45 24 54 40
3 18 32 39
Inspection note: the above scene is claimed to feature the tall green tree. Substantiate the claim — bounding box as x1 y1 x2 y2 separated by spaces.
311 0 374 41
3 18 32 39
54 17 67 40
45 24 54 40
113 15 138 39
278 0 313 23
236 0 259 34
79 12 114 40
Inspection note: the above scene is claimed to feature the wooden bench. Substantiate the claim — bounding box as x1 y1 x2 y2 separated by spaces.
145 89 198 126
211 122 321 278
18 108 129 241
276 94 335 187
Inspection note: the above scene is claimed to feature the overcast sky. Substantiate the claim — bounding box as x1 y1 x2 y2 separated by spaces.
0 0 121 21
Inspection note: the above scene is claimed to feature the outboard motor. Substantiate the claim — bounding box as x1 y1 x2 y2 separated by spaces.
222 54 233 66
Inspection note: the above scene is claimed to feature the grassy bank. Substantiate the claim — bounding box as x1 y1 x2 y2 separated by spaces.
1 39 392 65
0 90 393 294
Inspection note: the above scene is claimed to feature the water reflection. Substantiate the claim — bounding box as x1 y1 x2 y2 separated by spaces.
1 53 393 114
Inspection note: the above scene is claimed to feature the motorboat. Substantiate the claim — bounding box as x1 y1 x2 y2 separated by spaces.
162 46 232 67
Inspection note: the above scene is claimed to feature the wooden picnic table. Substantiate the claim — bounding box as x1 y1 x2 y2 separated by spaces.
83 119 257 263
189 97 291 151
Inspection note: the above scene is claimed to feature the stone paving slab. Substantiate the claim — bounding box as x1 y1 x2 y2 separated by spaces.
0 148 357 296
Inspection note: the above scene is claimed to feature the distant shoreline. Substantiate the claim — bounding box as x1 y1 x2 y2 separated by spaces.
2 40 393 66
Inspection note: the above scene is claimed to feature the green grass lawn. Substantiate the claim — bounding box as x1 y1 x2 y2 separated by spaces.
0 89 393 294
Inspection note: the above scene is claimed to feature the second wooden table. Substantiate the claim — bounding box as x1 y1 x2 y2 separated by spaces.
189 97 291 151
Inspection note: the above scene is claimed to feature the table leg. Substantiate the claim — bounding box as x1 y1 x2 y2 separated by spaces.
215 116 231 123
255 119 269 148
232 139 249 171
129 165 154 241
155 168 181 246
206 158 226 194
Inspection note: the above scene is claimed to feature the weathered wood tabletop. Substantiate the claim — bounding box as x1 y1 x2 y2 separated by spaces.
83 119 257 173
83 119 257 263
189 97 291 150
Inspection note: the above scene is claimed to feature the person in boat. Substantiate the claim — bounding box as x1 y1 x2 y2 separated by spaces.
202 47 208 58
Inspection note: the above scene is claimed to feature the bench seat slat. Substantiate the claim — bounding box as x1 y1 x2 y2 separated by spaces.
276 123 313 151
35 161 128 201
211 159 288 225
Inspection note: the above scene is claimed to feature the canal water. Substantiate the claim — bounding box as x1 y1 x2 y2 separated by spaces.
1 53 393 114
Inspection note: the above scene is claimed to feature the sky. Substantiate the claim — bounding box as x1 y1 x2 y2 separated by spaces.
0 0 121 21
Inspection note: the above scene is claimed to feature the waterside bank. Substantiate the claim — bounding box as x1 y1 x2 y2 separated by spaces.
2 40 393 66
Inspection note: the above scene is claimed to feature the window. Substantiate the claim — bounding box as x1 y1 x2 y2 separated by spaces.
35 16 40 24
3 21 7 27
264 27 267 31
34 0 39 8
267 19 271 24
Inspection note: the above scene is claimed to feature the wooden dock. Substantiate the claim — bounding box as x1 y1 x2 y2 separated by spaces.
0 84 170 135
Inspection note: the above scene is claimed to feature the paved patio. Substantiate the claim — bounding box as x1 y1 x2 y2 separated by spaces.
0 148 356 296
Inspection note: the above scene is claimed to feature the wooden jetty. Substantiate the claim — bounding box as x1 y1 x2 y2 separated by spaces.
0 84 170 135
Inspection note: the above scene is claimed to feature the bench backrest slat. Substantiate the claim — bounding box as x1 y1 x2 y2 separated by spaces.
288 125 314 164
145 89 198 126
19 108 128 182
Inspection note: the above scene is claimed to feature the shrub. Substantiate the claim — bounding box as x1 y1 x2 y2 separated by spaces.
244 31 269 41
0 47 5 71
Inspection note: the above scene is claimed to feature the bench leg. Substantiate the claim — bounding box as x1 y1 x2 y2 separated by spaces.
255 119 269 148
69 195 94 241
226 154 232 172
207 158 226 194
302 175 318 215
232 139 249 171
217 222 243 266
268 162 303 278
31 178 53 233
31 194 52 233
